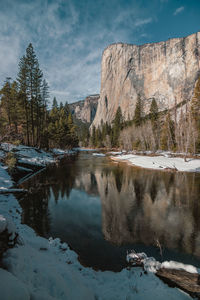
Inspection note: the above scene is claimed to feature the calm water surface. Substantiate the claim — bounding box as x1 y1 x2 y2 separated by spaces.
17 152 200 271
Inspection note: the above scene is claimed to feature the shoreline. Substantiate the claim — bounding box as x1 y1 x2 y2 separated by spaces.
109 153 200 173
0 143 198 299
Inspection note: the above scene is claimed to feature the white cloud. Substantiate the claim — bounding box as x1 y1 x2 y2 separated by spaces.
173 6 184 16
0 0 155 104
134 18 153 27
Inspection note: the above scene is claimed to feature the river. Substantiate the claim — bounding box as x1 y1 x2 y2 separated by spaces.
16 151 200 272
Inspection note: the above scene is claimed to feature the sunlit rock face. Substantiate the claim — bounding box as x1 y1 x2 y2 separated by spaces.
70 94 99 124
95 166 200 257
92 32 200 127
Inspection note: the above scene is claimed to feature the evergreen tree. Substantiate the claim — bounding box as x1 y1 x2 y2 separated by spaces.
112 107 123 147
160 111 175 150
0 78 12 128
48 107 78 148
67 112 79 147
91 126 96 146
95 126 102 148
17 55 30 145
10 81 20 133
41 79 49 128
52 97 58 109
64 101 70 116
150 99 158 126
26 43 37 145
150 98 159 149
191 76 200 152
17 43 44 146
134 95 142 127
60 102 64 109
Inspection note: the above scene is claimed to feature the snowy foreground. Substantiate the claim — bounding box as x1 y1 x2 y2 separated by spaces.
0 144 196 299
111 152 200 172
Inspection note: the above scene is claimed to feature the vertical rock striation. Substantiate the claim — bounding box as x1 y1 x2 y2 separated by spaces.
69 94 99 124
92 32 200 128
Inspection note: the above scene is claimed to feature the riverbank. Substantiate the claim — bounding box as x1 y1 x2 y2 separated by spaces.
110 153 200 173
0 144 197 299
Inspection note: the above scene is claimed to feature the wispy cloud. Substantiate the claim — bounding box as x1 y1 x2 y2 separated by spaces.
173 6 184 16
0 0 172 104
134 18 153 27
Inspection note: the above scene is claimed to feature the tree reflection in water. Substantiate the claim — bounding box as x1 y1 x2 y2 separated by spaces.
17 152 200 270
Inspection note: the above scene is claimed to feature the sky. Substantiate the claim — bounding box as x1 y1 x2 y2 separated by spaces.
0 0 200 104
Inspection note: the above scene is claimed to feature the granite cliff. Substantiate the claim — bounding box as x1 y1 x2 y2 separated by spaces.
70 94 99 124
92 32 200 128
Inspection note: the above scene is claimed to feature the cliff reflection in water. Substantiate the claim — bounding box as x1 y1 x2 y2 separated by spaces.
18 153 200 265
98 164 200 257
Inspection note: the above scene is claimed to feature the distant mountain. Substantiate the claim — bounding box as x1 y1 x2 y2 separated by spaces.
69 94 99 124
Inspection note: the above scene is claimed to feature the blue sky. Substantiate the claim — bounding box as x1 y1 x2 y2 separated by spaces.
0 0 200 104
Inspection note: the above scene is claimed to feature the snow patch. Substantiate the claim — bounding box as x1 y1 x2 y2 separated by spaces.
92 153 106 157
112 154 200 172
161 261 198 274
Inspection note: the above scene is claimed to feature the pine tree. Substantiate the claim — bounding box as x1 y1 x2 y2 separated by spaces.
191 76 200 152
67 112 78 147
26 43 37 145
34 60 43 145
150 99 158 126
95 126 102 148
41 79 49 130
10 81 20 133
91 126 96 146
134 95 142 127
0 78 12 129
112 107 123 147
52 97 58 109
17 55 30 145
150 98 159 150
64 101 70 116
160 111 175 150
17 43 44 146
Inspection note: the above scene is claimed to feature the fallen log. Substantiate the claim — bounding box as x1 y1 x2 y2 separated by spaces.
156 268 200 298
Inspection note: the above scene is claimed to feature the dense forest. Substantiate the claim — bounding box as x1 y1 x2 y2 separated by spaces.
0 43 78 149
84 78 200 154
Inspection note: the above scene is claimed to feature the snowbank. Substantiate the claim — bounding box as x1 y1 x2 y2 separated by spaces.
92 153 106 157
126 251 198 274
0 163 13 190
52 148 76 155
111 154 200 172
161 261 198 274
0 143 55 167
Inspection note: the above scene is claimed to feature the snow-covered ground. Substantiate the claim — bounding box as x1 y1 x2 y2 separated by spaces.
0 163 14 191
51 148 76 156
92 153 106 157
111 153 200 172
0 144 195 299
0 191 192 300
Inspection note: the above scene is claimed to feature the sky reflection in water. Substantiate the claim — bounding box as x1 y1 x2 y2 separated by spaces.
18 152 200 271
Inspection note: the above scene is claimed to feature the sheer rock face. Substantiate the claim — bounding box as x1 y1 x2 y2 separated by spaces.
92 32 200 127
70 94 99 124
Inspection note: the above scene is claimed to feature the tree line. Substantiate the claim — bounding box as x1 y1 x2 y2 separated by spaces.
0 43 78 149
85 77 200 154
